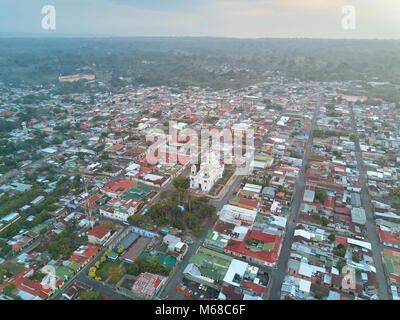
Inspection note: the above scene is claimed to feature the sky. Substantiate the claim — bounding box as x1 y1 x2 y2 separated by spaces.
0 0 399 39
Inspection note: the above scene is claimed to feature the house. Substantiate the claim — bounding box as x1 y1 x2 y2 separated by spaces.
99 198 141 222
224 230 281 267
101 179 136 197
351 208 366 225
131 272 167 297
262 187 275 201
0 268 52 300
69 245 99 266
87 225 112 245
218 204 258 226
303 190 315 203
62 281 91 300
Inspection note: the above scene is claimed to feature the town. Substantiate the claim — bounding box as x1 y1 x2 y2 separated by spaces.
0 73 399 301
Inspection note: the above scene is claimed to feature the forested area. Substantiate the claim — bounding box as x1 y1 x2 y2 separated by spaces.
1 38 400 93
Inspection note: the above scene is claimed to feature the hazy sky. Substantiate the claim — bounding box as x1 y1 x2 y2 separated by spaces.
0 0 399 38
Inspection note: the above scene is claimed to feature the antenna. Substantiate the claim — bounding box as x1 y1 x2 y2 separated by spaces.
82 172 93 230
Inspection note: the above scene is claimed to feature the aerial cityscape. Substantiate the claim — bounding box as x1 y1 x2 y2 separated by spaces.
0 0 399 304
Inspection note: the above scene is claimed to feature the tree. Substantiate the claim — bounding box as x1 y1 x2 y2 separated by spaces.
314 290 325 300
107 265 126 285
336 260 346 273
173 177 190 203
3 283 16 296
315 188 328 203
101 221 116 230
328 234 336 242
100 152 109 160
246 237 255 246
80 290 100 300
389 187 400 201
321 216 330 226
193 223 204 237
127 214 146 226
352 252 360 263
335 244 346 258
88 267 97 278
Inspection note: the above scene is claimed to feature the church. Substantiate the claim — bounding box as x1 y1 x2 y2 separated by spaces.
190 152 224 192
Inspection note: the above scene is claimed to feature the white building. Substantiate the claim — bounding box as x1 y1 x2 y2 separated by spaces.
190 152 224 192
218 204 258 226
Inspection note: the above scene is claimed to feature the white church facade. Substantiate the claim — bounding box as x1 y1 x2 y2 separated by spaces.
190 152 224 192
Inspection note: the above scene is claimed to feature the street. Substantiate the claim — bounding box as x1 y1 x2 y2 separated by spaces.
159 174 244 300
350 106 390 300
268 100 320 300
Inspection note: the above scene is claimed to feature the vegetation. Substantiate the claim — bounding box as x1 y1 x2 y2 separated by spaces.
315 188 328 203
336 259 346 273
313 129 348 139
101 221 117 230
314 290 326 300
47 226 86 260
389 187 400 202
124 258 171 277
3 38 400 90
172 176 190 203
129 181 215 237
321 216 330 227
2 283 21 299
352 252 361 263
80 290 100 300
334 244 347 258
328 234 336 242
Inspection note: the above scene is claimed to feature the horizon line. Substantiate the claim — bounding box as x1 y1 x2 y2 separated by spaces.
1 32 400 41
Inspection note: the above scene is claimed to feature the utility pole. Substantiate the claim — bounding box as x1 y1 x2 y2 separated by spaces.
82 173 93 230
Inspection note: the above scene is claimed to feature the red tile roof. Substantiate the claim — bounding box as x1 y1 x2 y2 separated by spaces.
225 230 281 264
335 236 348 247
102 179 136 194
241 280 267 294
0 268 52 300
324 196 335 210
88 225 111 240
379 230 400 247
334 206 351 214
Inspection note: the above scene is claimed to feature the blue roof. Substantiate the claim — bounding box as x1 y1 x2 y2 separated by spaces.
118 232 139 249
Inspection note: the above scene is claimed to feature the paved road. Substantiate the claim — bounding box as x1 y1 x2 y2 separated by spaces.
51 227 128 300
350 106 390 300
159 174 244 300
268 101 320 300
51 165 192 300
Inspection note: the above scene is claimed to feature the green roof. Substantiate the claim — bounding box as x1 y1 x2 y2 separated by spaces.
189 247 232 271
56 266 75 280
121 183 153 200
156 255 177 269
68 261 82 272
107 251 119 260
384 253 400 275
205 230 230 247
281 208 290 216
